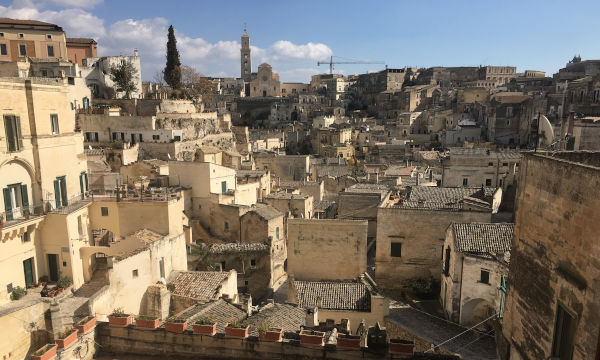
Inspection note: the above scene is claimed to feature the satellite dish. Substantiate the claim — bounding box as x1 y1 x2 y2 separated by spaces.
88 145 92 150
538 115 554 147
167 153 171 160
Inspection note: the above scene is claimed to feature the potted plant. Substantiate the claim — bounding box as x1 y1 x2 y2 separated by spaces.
31 343 58 360
56 327 78 349
10 286 27 300
164 316 188 333
193 316 217 336
75 315 96 334
389 339 415 355
57 276 72 289
225 318 249 338
337 333 361 349
108 308 133 327
299 329 325 346
136 315 160 330
257 322 283 342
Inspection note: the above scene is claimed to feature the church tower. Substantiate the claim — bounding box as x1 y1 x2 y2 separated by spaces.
241 28 251 82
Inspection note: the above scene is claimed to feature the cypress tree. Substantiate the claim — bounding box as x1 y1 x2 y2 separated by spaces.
164 25 181 89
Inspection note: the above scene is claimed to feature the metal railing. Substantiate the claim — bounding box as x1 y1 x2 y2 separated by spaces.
0 204 45 227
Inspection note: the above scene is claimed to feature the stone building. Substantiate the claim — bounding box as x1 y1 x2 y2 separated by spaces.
0 18 67 62
66 37 97 66
254 153 310 181
480 66 517 86
440 222 513 326
500 152 600 360
249 63 280 97
287 218 367 281
263 192 313 219
338 183 391 238
240 28 251 82
375 186 501 290
79 51 143 99
288 273 390 333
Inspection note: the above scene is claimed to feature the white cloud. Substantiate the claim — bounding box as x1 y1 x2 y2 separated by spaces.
0 0 333 82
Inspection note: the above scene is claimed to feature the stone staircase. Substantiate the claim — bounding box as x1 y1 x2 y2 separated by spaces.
74 262 108 298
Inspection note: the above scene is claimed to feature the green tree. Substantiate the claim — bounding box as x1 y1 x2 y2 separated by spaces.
164 25 181 89
109 60 138 99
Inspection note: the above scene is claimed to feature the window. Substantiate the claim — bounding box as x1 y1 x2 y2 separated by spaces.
132 269 138 278
47 45 55 57
53 176 67 208
220 261 226 271
250 259 256 268
502 162 508 167
4 115 23 152
224 221 229 232
480 269 490 284
50 114 59 134
0 43 7 56
18 44 27 57
462 178 468 186
485 178 492 186
41 69 48 77
390 242 402 257
77 215 83 236
488 162 493 166
2 183 28 221
551 304 576 360
46 34 52 40
444 247 451 276
101 207 108 216
22 231 29 242
499 179 503 187
0 33 3 37
152 134 160 140
18 33 24 39
275 227 280 240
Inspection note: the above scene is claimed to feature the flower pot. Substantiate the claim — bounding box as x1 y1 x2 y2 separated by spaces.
31 343 57 360
136 318 160 330
165 320 188 333
108 315 133 327
75 316 96 334
56 329 78 349
259 328 283 342
337 334 361 349
299 330 325 346
193 323 216 336
389 339 415 355
225 324 249 338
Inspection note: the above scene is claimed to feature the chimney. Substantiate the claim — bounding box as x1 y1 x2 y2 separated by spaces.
305 307 319 327
316 296 323 308
134 48 139 57
287 275 297 304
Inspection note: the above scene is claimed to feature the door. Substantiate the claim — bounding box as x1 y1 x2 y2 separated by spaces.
221 181 227 194
47 254 59 282
23 257 34 287
131 133 136 144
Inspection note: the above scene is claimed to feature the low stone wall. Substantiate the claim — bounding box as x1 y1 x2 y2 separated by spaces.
96 322 459 359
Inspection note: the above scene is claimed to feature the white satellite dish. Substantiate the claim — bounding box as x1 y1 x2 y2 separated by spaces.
167 153 171 160
538 115 554 147
88 145 92 150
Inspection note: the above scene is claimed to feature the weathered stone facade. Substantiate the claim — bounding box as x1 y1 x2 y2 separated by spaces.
500 152 600 360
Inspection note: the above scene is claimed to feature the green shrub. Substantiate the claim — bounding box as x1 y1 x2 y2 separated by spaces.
110 308 128 317
194 316 215 325
227 318 248 329
10 286 27 300
57 276 71 289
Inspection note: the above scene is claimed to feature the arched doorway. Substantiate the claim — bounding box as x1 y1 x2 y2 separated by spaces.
461 298 495 328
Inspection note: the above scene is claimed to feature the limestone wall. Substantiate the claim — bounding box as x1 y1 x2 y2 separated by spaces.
287 219 367 281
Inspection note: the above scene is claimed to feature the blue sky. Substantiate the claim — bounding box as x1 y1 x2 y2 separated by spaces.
1 0 599 82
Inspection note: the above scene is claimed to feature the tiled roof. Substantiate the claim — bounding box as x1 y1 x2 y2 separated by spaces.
206 242 269 254
265 192 309 200
246 204 283 220
390 186 496 210
178 299 246 333
169 271 231 301
236 170 268 177
66 37 97 44
0 18 62 30
293 277 375 312
344 183 389 194
447 147 521 160
313 200 335 211
452 223 513 256
247 303 306 336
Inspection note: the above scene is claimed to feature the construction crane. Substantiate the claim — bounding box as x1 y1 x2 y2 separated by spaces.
317 56 385 74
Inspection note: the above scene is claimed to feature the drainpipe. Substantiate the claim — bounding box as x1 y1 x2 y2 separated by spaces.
458 254 464 324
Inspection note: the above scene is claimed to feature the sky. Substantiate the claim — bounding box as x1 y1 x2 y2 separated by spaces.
1 0 599 82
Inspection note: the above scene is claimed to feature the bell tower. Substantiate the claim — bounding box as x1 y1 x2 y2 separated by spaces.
241 28 251 82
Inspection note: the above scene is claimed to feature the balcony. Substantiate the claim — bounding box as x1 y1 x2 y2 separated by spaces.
50 199 92 215
0 204 45 230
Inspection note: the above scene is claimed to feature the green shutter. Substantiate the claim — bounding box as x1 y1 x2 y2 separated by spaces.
3 188 12 221
20 184 28 209
79 174 84 197
15 116 23 150
84 173 88 191
53 179 61 208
